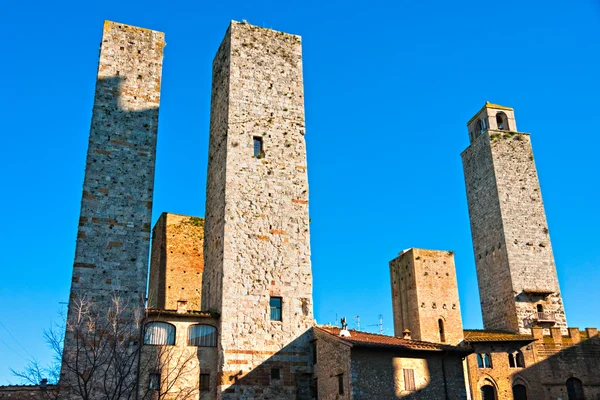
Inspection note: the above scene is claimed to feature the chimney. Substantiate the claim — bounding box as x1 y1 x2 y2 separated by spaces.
403 329 412 340
177 300 188 314
40 378 48 388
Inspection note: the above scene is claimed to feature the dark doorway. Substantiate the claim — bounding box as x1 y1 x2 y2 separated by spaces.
566 377 585 400
513 384 527 400
481 385 497 400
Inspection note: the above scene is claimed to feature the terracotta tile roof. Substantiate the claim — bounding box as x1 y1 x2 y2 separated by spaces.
146 308 215 318
316 326 470 353
463 329 535 343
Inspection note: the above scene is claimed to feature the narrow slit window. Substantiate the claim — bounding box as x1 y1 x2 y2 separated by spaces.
199 373 210 390
270 297 282 321
253 136 264 158
403 368 416 391
438 319 446 343
271 368 281 380
337 374 344 395
148 373 160 391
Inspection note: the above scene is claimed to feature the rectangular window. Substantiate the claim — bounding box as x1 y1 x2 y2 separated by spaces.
149 373 160 391
337 373 344 395
312 378 318 400
253 136 264 158
199 373 210 390
403 369 415 391
270 297 282 321
311 340 317 364
271 368 281 380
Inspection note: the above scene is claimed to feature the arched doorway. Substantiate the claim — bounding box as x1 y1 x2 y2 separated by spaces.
513 384 527 400
566 377 585 400
481 384 497 400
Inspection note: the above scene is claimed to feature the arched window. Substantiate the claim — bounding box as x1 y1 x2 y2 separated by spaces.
477 353 492 368
188 324 217 347
566 377 585 400
144 322 175 345
438 319 446 343
508 351 525 368
481 384 497 400
512 384 527 400
496 112 508 130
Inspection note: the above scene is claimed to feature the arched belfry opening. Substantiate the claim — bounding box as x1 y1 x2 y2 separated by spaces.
496 112 509 130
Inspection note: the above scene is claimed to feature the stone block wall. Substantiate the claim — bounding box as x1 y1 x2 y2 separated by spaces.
149 213 204 310
63 19 164 381
313 328 352 400
462 105 566 334
465 328 600 399
350 348 467 400
390 248 464 344
202 21 314 399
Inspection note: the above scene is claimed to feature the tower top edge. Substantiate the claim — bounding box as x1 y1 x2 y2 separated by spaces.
103 20 165 37
466 101 514 126
229 20 302 39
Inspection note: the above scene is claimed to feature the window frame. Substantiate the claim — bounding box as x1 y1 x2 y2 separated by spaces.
144 322 176 346
403 368 416 391
270 296 282 322
337 373 344 395
253 136 264 158
148 372 160 391
477 353 493 369
187 324 218 347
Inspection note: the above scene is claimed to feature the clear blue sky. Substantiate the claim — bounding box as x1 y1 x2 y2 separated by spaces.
1 0 599 384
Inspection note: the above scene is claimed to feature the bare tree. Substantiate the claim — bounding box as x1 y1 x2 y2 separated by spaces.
13 296 200 400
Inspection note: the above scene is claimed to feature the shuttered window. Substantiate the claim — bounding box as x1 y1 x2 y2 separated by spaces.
403 368 416 391
188 324 217 347
144 322 175 345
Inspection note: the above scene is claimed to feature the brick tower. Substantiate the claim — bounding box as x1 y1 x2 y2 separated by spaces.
63 20 164 378
202 22 314 399
390 248 464 345
148 213 204 311
461 102 567 334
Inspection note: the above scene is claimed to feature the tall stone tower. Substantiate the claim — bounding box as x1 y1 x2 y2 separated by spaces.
63 19 164 371
461 102 567 334
390 248 464 345
203 21 314 399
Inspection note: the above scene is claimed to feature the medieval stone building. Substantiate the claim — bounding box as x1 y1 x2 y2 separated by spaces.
1 19 598 400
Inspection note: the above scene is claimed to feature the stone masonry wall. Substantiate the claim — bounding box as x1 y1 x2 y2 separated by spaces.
149 213 204 310
313 329 352 400
202 21 314 399
390 249 464 345
350 348 467 400
63 20 164 376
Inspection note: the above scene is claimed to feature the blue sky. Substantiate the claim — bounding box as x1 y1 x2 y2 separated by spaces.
1 0 599 384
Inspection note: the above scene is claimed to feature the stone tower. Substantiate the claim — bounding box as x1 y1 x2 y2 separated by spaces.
461 102 567 334
202 21 314 399
148 213 204 311
63 20 164 372
390 248 464 345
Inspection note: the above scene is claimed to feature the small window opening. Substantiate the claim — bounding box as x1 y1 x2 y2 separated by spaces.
509 351 525 368
253 136 264 158
403 368 416 391
337 374 344 395
476 120 483 135
311 340 317 364
148 373 160 391
438 319 446 343
271 368 281 380
536 304 544 313
477 353 492 368
270 297 282 321
199 373 210 390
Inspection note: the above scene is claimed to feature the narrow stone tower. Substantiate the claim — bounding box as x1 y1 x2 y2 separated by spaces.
203 21 314 399
461 102 567 334
390 248 464 345
63 20 164 375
